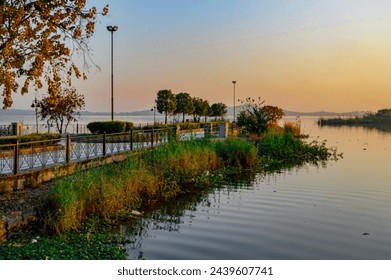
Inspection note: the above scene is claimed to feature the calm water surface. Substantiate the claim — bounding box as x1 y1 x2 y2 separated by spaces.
123 117 391 260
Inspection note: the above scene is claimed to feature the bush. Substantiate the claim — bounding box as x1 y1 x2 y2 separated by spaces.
87 121 134 134
215 138 258 167
0 133 61 146
260 131 331 163
283 121 301 137
178 122 201 130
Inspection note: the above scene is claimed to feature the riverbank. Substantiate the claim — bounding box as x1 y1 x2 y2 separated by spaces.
0 133 338 259
318 109 391 126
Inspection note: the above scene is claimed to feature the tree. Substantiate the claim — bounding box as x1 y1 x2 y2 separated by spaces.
156 89 176 124
262 105 285 124
210 102 227 120
39 87 85 134
0 0 108 109
375 109 391 118
237 97 285 135
193 97 211 122
175 92 194 122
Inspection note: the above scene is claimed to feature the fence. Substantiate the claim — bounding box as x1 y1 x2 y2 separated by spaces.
0 122 237 176
0 125 12 137
22 123 90 135
0 128 172 175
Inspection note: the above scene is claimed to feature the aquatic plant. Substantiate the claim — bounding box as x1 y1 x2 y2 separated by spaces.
283 121 301 137
0 219 126 260
39 138 259 234
259 130 335 165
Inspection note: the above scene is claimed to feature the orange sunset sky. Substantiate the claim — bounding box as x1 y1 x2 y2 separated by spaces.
10 0 391 113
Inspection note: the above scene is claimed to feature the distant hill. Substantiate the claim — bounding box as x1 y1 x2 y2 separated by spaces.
0 108 364 118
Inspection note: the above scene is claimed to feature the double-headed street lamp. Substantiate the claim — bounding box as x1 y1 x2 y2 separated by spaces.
31 96 41 134
151 99 157 125
107 25 118 121
232 81 237 123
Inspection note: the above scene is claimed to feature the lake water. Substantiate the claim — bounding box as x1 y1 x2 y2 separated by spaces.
123 117 391 260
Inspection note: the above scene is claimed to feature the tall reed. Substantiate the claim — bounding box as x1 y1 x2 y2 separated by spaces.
40 138 258 234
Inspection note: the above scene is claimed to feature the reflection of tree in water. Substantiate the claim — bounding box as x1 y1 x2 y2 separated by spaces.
123 172 258 259
319 123 391 134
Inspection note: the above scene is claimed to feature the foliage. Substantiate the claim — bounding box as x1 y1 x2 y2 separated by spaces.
39 138 259 233
215 138 258 167
177 122 201 130
0 0 108 109
283 121 301 137
193 97 211 122
39 87 85 134
156 89 176 124
262 105 285 124
237 97 285 135
210 102 227 120
318 108 391 125
259 130 335 165
87 121 134 134
0 219 126 260
0 133 61 146
175 92 194 122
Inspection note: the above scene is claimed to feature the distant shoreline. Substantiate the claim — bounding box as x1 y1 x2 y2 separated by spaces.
0 108 366 117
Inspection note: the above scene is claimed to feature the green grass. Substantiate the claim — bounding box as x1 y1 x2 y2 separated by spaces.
1 135 339 259
0 219 126 260
39 138 259 234
259 130 335 165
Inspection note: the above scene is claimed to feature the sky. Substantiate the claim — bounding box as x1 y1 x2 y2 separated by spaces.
10 0 391 112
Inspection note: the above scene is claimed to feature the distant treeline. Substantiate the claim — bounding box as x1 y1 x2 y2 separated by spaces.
318 109 391 125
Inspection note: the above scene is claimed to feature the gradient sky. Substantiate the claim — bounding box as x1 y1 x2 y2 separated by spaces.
11 0 391 112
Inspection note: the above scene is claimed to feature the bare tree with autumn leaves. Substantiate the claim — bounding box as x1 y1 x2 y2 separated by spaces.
0 0 108 109
39 86 85 134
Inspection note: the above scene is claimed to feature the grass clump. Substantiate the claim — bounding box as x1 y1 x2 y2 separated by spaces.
41 156 159 234
283 121 302 137
39 138 259 234
260 130 335 165
215 138 258 168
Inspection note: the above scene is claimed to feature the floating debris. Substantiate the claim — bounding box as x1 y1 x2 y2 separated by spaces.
362 232 370 236
131 210 143 216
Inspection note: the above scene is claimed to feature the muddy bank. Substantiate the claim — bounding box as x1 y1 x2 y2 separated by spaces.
0 183 54 236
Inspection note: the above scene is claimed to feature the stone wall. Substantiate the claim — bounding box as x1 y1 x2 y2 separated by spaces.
0 150 141 194
0 214 7 243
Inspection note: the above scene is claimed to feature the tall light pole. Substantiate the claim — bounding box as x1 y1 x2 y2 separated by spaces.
151 100 157 125
232 81 237 123
31 95 41 134
107 25 118 121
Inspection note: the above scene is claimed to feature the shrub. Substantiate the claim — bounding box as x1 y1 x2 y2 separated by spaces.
0 133 61 146
177 122 201 130
87 121 134 134
283 121 301 137
215 138 258 167
260 131 331 163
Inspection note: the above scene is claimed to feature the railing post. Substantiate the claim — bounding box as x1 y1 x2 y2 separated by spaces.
103 132 106 156
130 129 133 151
66 134 71 163
151 128 154 148
13 140 19 175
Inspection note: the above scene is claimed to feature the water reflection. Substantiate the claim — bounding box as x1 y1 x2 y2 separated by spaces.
123 118 391 260
318 122 391 134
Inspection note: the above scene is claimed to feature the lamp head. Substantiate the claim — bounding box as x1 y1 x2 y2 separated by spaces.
107 25 118 32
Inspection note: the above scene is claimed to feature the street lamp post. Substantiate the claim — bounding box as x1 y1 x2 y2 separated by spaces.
150 99 157 125
107 25 118 121
31 96 41 134
232 81 237 123
151 106 156 125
